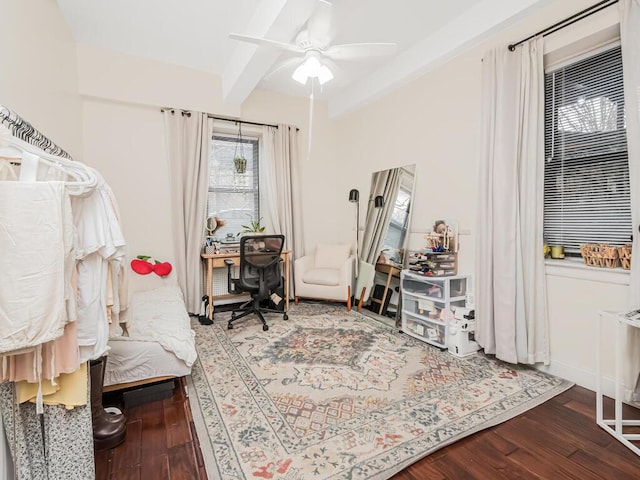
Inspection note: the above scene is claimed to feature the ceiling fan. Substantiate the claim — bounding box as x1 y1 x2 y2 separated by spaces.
229 0 397 86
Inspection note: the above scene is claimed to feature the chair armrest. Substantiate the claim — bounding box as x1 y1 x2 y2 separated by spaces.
294 255 314 277
340 255 355 286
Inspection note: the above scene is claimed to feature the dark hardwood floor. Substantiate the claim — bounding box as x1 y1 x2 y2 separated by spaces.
95 378 207 480
95 382 640 479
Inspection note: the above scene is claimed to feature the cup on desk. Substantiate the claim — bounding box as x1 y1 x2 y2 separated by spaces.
550 245 565 259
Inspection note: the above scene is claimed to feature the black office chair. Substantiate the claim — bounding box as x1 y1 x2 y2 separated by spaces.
224 234 288 331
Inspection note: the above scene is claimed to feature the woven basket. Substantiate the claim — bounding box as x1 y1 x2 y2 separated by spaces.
580 243 620 268
618 243 632 270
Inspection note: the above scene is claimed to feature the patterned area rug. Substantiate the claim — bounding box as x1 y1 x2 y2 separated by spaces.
188 303 572 480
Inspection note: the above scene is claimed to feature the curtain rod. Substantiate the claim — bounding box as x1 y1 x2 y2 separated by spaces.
160 108 298 131
208 115 279 129
508 0 618 51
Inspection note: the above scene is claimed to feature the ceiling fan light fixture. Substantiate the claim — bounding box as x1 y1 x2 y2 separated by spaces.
304 55 322 74
292 64 309 84
291 51 333 85
317 64 333 85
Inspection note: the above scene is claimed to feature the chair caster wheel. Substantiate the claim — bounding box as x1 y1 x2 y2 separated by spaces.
283 314 289 321
227 323 233 330
262 324 269 331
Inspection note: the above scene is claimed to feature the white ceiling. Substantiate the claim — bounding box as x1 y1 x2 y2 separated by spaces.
56 0 550 117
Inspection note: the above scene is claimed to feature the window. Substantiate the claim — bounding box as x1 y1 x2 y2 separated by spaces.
544 45 631 256
382 186 411 252
207 134 260 238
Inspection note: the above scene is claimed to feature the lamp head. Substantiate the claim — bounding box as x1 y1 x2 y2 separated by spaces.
374 195 384 208
348 189 359 202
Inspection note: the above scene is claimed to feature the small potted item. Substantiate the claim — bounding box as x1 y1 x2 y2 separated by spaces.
233 122 247 174
238 216 265 236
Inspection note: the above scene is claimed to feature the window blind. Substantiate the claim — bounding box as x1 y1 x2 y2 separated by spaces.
544 45 631 254
207 135 260 238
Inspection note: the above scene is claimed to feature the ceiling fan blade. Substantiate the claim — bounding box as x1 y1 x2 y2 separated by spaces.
229 33 304 54
264 57 304 81
307 0 335 49
324 43 398 61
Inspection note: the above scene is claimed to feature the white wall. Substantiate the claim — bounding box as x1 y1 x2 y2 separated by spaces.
332 0 626 393
1 0 82 157
76 44 240 118
81 98 173 292
76 46 340 292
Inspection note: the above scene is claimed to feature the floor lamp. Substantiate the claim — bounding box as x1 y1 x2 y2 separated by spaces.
349 189 359 276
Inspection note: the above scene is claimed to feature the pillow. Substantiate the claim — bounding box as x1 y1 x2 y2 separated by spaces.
315 243 351 270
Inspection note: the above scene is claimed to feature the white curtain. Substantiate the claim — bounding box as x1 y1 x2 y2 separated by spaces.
262 124 304 296
620 0 640 402
163 110 213 314
360 168 401 265
476 37 549 365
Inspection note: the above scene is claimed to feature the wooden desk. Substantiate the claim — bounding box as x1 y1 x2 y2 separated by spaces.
370 263 401 315
201 250 291 321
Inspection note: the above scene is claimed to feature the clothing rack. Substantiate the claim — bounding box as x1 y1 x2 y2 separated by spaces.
0 104 73 160
508 0 619 51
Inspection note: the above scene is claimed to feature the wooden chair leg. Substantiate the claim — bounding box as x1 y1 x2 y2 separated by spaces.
357 287 366 312
347 286 352 312
294 296 299 305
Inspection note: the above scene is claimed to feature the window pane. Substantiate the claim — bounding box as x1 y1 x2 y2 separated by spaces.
207 135 259 239
382 187 411 252
544 45 631 255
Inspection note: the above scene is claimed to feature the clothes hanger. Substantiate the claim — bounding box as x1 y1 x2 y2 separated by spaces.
0 126 98 194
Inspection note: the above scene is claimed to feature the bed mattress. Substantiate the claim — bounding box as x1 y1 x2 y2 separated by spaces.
104 285 197 387
104 339 191 387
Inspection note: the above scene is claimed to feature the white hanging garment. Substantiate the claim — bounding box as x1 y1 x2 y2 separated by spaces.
72 168 127 363
0 181 70 353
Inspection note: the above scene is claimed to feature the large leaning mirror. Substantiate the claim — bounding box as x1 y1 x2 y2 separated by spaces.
361 164 416 266
355 164 416 317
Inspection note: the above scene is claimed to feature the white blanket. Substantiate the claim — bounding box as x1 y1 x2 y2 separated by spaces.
110 286 196 367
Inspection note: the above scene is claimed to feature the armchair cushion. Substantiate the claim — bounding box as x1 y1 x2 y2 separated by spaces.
294 243 354 309
315 243 351 270
302 268 341 287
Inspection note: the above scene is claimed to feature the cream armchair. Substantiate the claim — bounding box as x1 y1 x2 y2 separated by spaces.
294 243 354 311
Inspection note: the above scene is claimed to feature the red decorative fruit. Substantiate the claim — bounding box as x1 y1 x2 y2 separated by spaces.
153 262 172 277
131 258 154 275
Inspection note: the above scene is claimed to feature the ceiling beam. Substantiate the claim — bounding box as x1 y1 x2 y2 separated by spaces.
222 0 316 105
328 0 552 118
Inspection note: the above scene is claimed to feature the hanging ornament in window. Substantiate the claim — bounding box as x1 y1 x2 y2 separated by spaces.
233 122 247 174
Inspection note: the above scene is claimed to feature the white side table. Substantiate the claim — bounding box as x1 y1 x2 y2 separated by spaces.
596 310 640 455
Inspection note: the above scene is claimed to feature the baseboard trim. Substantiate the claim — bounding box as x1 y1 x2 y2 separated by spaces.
537 361 615 398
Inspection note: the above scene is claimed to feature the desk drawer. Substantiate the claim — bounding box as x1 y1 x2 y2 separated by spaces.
210 257 238 268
